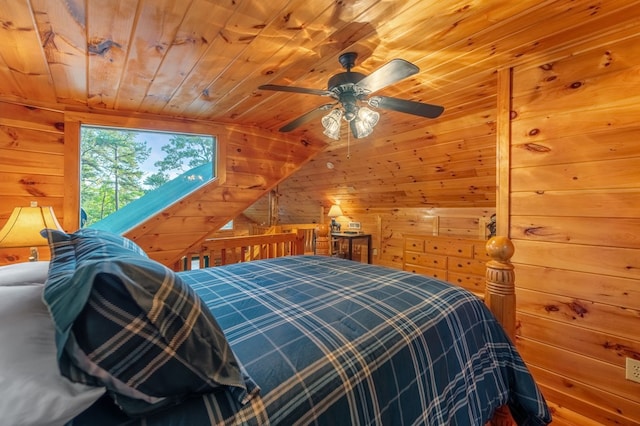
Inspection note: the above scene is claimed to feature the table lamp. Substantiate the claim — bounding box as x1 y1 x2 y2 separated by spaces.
0 201 63 261
327 204 343 233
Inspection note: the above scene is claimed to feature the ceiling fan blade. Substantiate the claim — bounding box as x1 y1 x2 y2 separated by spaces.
371 96 444 118
279 104 335 132
259 84 332 97
356 59 419 93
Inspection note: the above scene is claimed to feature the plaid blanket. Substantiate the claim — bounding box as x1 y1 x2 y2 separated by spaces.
72 256 550 425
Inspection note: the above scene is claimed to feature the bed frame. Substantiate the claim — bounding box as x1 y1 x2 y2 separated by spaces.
183 230 517 425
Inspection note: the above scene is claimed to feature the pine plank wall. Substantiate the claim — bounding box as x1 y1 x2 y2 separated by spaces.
505 34 640 424
1 31 639 426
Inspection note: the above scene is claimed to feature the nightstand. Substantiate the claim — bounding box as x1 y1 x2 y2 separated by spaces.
330 233 372 264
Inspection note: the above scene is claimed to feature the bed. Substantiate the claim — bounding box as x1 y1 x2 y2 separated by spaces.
0 228 551 426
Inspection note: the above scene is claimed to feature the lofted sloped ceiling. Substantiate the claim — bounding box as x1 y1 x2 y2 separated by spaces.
4 1 638 138
2 0 639 250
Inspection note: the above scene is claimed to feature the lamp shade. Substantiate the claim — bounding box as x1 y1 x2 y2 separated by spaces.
322 109 343 140
0 203 63 248
327 204 343 218
351 107 380 138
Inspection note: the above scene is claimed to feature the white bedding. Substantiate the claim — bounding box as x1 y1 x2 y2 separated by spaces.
0 263 105 426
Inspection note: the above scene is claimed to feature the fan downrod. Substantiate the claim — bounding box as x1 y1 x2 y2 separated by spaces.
338 52 358 71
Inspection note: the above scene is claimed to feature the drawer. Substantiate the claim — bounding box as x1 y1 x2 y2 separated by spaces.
473 243 491 260
404 238 424 252
404 252 447 269
422 237 474 258
448 256 486 275
404 264 447 281
447 271 485 293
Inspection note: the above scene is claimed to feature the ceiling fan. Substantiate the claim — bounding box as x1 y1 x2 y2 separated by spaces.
258 52 444 140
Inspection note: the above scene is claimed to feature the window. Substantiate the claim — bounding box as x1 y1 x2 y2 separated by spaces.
80 126 216 232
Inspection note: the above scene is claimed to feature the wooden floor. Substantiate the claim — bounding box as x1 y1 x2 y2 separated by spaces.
546 401 605 426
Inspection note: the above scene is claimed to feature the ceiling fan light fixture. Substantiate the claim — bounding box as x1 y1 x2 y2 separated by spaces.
342 96 359 122
322 109 343 140
352 107 380 138
260 53 443 136
358 106 380 126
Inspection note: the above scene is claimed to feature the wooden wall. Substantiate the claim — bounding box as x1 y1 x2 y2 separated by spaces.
246 192 494 268
0 102 327 266
507 33 640 424
0 103 64 263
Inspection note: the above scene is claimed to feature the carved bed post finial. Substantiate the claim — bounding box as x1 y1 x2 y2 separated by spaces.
485 236 517 426
485 236 516 340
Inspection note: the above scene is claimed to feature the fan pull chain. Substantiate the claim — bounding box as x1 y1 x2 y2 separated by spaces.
347 126 351 159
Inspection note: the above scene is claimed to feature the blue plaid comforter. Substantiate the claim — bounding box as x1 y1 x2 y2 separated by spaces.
73 256 551 425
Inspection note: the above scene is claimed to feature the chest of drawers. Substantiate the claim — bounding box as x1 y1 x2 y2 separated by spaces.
403 235 490 298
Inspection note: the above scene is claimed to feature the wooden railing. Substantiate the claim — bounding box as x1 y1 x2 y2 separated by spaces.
180 230 305 270
278 224 317 254
250 223 318 255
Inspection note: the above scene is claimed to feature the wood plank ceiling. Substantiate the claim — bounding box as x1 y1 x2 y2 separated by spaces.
1 0 639 213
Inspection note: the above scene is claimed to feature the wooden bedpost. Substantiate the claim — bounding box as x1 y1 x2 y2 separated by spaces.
485 236 516 339
485 236 516 426
315 223 330 256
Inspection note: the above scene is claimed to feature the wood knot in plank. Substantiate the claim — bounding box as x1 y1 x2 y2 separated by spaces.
219 31 230 44
1 20 32 31
524 226 545 236
4 127 18 144
565 300 588 318
88 38 121 55
20 177 37 185
561 379 574 389
21 181 46 197
603 341 640 358
544 304 559 312
587 4 601 16
523 143 550 153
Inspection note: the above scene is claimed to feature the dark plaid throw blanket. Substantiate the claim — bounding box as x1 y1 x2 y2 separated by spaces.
71 256 550 426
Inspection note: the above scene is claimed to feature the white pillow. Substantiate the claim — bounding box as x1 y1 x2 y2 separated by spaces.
0 261 50 286
0 285 105 426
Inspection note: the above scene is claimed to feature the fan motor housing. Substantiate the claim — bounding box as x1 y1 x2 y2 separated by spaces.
327 72 366 91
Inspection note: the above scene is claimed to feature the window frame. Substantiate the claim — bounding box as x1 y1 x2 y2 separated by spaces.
64 111 226 231
79 125 217 229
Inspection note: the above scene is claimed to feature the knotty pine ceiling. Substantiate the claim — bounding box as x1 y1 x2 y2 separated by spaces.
2 0 638 215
